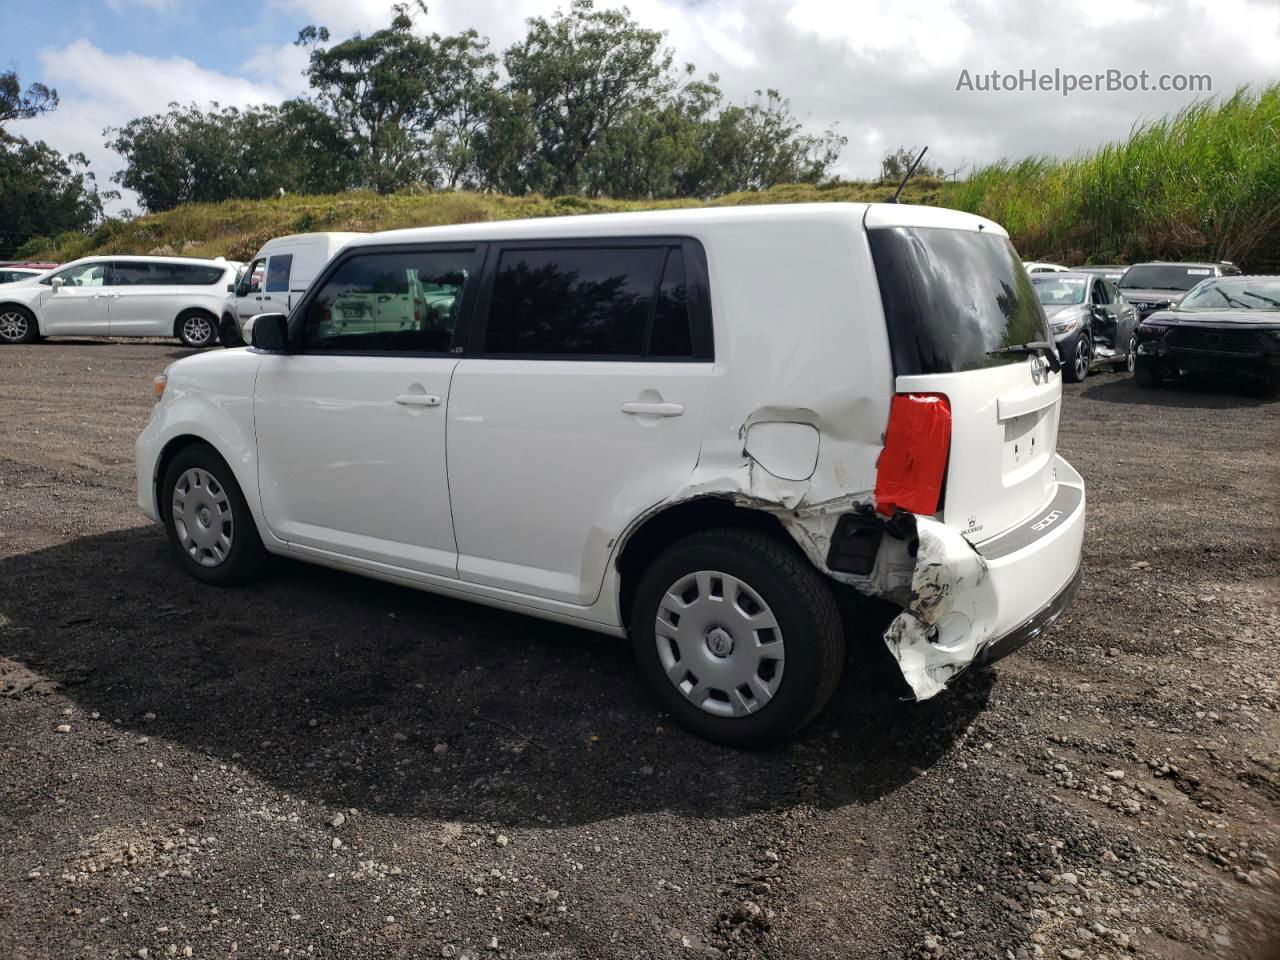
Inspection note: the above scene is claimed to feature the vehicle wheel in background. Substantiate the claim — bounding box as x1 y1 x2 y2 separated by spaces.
1063 334 1091 383
176 310 218 348
629 528 846 748
1123 334 1137 374
219 314 244 348
160 443 270 586
0 305 39 344
1134 357 1163 389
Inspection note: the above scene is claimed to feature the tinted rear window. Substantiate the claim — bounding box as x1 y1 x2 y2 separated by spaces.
1119 264 1214 291
868 226 1050 375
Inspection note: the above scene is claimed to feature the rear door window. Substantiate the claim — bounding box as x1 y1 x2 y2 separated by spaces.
480 243 706 359
111 261 162 286
867 226 1050 375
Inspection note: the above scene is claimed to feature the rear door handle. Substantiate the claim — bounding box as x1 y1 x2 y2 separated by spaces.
621 401 684 417
395 393 442 407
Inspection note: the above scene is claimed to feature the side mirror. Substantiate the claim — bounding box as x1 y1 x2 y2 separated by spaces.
249 313 289 352
50 277 65 289
226 283 236 293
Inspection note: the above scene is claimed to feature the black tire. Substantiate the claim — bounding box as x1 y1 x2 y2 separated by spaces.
1062 333 1091 383
629 528 846 747
0 305 39 344
160 443 270 586
1119 334 1137 373
219 313 244 348
1134 357 1162 389
176 310 218 348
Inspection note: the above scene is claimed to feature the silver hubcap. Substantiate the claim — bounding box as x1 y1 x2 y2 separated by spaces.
1075 339 1090 379
0 310 28 342
171 468 234 567
654 570 785 718
183 315 213 345
1127 336 1136 373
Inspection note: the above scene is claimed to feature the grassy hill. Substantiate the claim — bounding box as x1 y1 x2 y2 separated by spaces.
21 178 943 266
22 84 1280 270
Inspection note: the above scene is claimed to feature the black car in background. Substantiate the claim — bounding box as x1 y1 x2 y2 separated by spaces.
1032 271 1139 381
1118 261 1241 318
1133 275 1280 390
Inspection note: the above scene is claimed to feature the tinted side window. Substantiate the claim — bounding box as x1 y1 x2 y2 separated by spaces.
165 263 226 285
265 255 293 293
485 247 663 356
112 261 161 286
239 258 265 295
301 249 474 354
648 248 692 357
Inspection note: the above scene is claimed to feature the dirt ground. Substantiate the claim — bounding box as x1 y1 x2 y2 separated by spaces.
1 340 1277 960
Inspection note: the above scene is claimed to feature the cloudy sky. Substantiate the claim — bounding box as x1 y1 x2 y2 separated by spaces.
3 0 1279 212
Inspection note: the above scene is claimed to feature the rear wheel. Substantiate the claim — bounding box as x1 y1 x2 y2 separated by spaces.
1063 334 1091 383
1134 357 1163 389
629 528 845 747
176 311 218 348
161 443 270 586
0 306 39 344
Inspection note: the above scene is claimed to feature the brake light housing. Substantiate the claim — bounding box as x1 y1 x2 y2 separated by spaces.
874 393 952 517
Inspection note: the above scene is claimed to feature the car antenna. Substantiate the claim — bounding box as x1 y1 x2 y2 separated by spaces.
890 146 929 203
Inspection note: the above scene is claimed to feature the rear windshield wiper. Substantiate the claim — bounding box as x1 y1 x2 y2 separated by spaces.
987 341 1062 373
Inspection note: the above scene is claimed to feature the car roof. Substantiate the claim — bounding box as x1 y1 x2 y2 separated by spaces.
1031 271 1093 281
342 202 1008 249
61 254 233 268
1129 261 1229 269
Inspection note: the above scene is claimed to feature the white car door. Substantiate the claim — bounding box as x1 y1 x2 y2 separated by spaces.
108 260 180 335
447 241 714 605
39 262 111 335
260 253 294 317
254 245 483 578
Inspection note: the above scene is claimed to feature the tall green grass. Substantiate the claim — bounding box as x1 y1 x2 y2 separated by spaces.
947 85 1280 269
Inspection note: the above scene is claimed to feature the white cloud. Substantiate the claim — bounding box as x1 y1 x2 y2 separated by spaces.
22 40 289 213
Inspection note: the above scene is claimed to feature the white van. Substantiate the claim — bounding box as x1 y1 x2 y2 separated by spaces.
0 255 239 347
137 204 1085 746
219 232 365 345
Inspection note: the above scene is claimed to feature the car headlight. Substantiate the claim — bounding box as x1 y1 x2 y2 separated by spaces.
1050 316 1081 335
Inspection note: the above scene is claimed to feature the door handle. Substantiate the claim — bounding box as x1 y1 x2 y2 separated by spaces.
395 393 442 407
621 401 684 417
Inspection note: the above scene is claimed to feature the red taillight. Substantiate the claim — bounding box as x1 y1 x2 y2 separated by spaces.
874 393 952 516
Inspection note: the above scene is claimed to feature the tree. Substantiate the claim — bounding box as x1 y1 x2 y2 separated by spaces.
0 70 58 124
0 70 103 259
297 2 493 192
880 146 943 182
106 101 357 212
501 0 674 195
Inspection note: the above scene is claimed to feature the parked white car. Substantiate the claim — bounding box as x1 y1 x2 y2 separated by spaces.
1023 261 1070 274
136 203 1086 746
0 255 239 347
0 267 46 284
219 232 365 346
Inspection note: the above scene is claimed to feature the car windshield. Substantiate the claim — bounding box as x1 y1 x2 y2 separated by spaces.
1119 264 1214 291
868 226 1050 375
1178 277 1280 311
1032 277 1086 305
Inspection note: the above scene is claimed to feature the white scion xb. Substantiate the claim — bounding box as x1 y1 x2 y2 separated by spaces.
136 203 1085 746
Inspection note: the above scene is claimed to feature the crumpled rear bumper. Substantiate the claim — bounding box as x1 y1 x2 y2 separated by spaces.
881 454 1086 699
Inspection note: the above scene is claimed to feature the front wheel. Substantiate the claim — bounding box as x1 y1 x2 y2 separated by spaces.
629 528 846 747
219 314 244 348
1063 334 1091 383
0 306 39 344
1134 357 1163 389
177 311 218 348
161 443 270 586
1124 334 1137 374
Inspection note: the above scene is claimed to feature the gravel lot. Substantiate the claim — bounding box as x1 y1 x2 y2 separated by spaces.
2 341 1277 960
